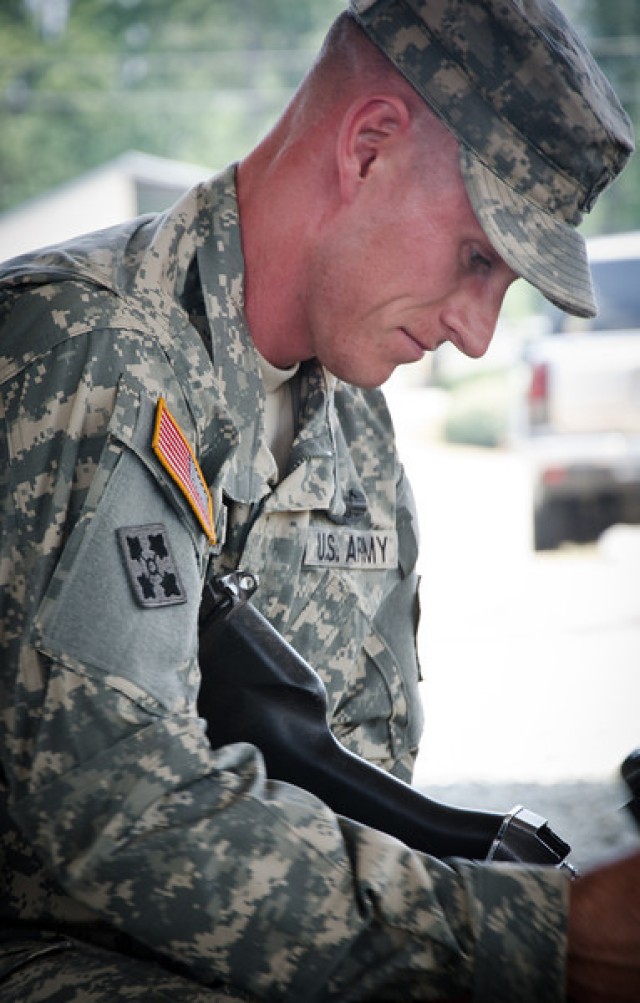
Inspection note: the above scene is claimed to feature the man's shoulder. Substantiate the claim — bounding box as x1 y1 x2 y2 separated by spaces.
0 166 238 367
0 191 203 382
0 215 155 359
0 166 227 304
0 214 151 296
0 239 146 386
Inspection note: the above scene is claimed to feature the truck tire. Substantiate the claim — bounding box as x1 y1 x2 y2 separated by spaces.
534 498 568 551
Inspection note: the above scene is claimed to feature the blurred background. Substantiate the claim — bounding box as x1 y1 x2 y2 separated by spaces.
1 0 639 868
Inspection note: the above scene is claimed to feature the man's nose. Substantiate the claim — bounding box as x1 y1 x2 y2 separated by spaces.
441 290 504 359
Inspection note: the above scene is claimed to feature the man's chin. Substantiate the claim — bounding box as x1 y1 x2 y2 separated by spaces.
322 359 397 391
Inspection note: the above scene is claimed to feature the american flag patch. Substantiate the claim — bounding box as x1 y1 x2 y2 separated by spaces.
152 398 216 545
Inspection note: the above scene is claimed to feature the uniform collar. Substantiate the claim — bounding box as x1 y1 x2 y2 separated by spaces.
196 167 369 522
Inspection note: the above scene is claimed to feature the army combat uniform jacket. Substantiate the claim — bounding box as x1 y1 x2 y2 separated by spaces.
0 166 569 1001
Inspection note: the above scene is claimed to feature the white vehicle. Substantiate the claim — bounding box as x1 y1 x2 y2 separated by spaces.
510 231 640 550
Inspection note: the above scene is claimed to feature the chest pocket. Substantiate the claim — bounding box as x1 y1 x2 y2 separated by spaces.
330 517 422 772
32 379 210 713
240 493 422 775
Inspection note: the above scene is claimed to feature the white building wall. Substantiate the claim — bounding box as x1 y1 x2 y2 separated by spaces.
0 168 136 264
0 152 212 265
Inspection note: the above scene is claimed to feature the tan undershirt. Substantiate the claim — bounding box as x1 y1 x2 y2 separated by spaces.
256 351 300 481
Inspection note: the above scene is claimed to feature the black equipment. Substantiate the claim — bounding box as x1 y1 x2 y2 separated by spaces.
198 571 574 871
621 749 640 829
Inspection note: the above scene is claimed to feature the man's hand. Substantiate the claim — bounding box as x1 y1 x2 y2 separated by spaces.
567 849 640 1002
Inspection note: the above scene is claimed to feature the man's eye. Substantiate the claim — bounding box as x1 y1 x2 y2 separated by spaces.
468 248 492 273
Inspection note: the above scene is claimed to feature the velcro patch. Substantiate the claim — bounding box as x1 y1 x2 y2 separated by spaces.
304 528 398 570
152 398 216 544
117 523 187 608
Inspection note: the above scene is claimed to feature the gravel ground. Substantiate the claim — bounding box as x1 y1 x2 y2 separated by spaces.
417 776 640 870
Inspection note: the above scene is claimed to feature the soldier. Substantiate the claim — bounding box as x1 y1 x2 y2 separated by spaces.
0 1 638 1001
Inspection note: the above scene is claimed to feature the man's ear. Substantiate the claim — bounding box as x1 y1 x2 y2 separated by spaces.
336 96 411 201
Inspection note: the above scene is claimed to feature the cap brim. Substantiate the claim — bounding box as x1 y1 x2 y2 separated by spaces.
460 148 597 318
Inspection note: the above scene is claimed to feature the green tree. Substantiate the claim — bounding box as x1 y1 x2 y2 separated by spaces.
572 0 640 234
0 0 343 212
2 0 639 234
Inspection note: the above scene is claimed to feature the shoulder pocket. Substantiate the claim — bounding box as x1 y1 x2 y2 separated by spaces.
32 378 208 712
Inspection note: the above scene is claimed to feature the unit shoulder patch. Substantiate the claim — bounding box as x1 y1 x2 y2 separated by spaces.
117 523 187 608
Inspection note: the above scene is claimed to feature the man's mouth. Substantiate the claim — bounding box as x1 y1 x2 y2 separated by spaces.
399 327 426 359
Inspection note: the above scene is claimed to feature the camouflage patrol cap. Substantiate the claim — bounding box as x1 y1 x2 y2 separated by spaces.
348 0 635 317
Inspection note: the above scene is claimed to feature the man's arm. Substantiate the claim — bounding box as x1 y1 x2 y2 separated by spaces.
567 850 640 1003
417 850 640 1003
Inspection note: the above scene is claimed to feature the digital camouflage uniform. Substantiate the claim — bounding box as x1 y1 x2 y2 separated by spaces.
0 163 571 1002
4 0 635 990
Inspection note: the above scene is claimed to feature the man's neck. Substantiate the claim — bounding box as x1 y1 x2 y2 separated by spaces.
236 112 332 370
